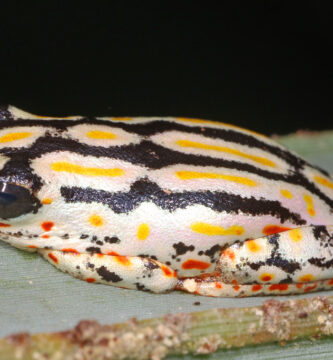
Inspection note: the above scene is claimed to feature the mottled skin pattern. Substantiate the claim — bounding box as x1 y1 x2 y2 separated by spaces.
1 105 333 297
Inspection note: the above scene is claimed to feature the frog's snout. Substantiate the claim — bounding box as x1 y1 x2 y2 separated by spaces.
0 181 40 219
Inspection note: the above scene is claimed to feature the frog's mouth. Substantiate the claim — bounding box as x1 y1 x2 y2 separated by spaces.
0 182 41 220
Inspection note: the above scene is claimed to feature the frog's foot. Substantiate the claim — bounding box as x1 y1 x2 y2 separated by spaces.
177 225 333 297
38 250 178 293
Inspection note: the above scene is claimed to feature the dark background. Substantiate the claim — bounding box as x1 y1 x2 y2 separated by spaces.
0 2 332 135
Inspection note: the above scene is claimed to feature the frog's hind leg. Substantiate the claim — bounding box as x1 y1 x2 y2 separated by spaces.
38 250 178 293
177 225 333 297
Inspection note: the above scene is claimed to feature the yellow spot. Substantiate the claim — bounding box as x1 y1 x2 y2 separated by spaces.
176 139 276 167
51 162 124 177
246 239 261 252
111 117 133 121
89 215 103 227
260 273 274 282
176 171 257 186
314 175 333 190
0 132 31 143
176 117 267 138
42 198 53 205
303 194 316 217
280 189 293 199
137 223 150 240
86 130 117 140
191 222 244 236
289 228 303 242
299 274 314 282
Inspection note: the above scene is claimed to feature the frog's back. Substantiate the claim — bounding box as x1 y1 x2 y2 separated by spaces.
1 105 333 277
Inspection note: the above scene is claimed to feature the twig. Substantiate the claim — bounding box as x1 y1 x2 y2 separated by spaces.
2 295 333 360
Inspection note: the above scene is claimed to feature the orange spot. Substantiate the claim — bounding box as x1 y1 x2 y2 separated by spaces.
328 279 333 285
269 284 289 291
42 235 50 239
182 259 211 270
246 239 261 252
89 215 103 227
48 253 58 263
62 248 79 254
233 285 240 291
114 255 131 266
296 283 304 289
0 222 10 227
298 274 314 282
252 284 262 292
28 245 37 249
161 265 175 277
260 273 274 282
42 198 53 205
262 225 291 236
215 282 222 289
85 278 96 283
97 253 104 258
289 228 303 242
41 221 54 231
231 280 238 285
222 249 235 261
305 284 317 292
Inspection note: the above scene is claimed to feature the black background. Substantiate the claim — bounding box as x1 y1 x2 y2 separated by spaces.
0 2 331 135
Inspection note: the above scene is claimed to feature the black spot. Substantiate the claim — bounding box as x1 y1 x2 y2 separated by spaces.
62 233 69 239
138 254 158 261
87 262 95 269
92 236 98 242
104 236 120 244
173 242 195 256
193 301 201 306
80 234 89 239
96 266 123 282
204 244 221 261
96 241 104 246
86 246 101 254
135 282 148 291
309 257 333 269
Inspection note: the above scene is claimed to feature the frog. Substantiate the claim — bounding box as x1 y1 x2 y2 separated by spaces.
1 104 333 297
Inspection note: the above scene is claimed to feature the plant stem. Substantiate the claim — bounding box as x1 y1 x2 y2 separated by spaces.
2 295 333 360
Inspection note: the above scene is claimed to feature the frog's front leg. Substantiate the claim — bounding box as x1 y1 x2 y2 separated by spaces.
38 250 178 293
177 225 333 297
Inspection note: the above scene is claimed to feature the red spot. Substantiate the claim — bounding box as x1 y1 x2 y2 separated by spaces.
262 225 292 236
222 249 235 261
161 265 175 277
296 283 304 289
62 248 79 254
107 251 119 256
0 222 10 227
328 279 333 285
252 284 262 292
305 284 317 292
215 282 222 289
182 259 211 270
42 235 50 239
41 221 54 231
233 285 240 291
85 278 95 283
231 279 238 285
48 253 58 263
261 275 273 282
269 284 289 291
28 245 37 249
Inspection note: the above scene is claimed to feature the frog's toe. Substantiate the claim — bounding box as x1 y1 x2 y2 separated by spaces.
38 250 178 293
218 225 333 286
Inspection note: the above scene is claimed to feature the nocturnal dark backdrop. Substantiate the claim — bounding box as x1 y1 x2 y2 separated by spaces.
0 2 331 135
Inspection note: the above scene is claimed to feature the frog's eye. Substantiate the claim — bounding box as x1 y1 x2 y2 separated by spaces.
0 182 35 219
